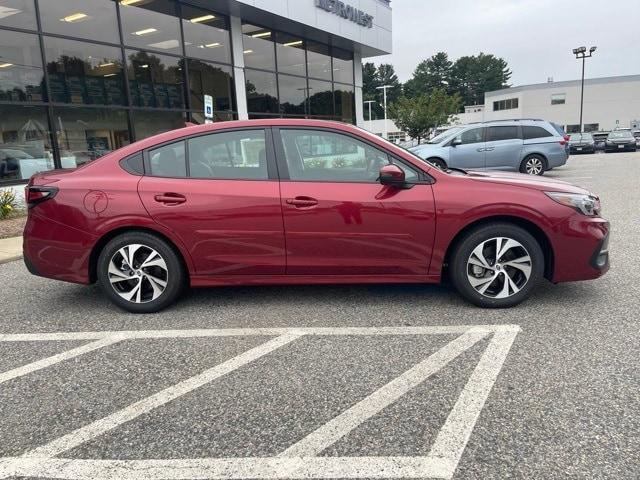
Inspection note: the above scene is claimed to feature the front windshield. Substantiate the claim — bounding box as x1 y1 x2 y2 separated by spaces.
608 131 633 139
427 127 464 144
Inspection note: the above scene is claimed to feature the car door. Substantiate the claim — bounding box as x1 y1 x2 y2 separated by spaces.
448 127 486 169
484 125 523 170
137 128 286 276
274 127 436 276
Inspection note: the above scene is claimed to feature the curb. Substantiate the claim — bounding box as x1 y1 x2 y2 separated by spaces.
0 255 22 265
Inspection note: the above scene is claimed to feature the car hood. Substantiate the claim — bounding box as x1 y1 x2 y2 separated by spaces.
463 170 591 195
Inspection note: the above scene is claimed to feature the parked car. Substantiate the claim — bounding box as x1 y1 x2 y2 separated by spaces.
632 130 640 147
591 131 609 151
23 119 609 313
410 119 569 175
569 133 596 154
604 130 637 152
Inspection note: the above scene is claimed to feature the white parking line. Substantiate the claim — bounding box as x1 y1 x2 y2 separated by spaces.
23 334 302 459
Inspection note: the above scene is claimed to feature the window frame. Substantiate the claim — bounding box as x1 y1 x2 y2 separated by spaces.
272 126 433 185
142 127 278 181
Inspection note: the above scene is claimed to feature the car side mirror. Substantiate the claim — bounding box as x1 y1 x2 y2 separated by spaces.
451 138 462 146
379 164 406 187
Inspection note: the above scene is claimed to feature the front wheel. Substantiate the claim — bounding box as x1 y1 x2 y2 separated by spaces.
450 223 544 308
520 155 546 175
427 157 448 171
97 232 185 313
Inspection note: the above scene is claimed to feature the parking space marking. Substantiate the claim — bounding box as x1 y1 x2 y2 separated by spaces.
279 329 489 458
0 325 520 479
0 337 122 385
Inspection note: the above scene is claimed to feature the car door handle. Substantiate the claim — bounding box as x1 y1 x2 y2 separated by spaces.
476 148 485 152
484 147 495 151
154 193 186 205
286 197 318 208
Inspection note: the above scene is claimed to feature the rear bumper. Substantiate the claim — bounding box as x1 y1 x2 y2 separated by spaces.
604 144 636 152
569 145 595 153
23 212 96 284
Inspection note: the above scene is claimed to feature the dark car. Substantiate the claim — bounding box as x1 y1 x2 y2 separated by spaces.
604 130 637 152
591 131 609 151
568 133 596 154
23 119 610 313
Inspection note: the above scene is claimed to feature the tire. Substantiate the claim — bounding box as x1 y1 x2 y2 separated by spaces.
427 157 447 171
520 155 546 175
97 231 185 313
449 223 544 308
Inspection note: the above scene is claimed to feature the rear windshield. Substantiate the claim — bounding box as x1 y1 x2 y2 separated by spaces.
608 131 633 139
550 122 566 136
570 133 593 141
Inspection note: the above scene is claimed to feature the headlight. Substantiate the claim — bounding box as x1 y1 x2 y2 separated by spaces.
545 192 601 216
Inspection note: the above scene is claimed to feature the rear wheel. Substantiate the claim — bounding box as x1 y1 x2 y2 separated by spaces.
450 223 544 308
97 232 185 313
520 155 546 175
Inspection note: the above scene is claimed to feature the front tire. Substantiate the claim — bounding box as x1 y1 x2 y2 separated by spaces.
520 155 546 175
427 157 448 171
450 223 544 308
97 232 185 313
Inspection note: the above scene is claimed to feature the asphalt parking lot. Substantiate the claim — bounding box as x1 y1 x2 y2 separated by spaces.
1 151 639 479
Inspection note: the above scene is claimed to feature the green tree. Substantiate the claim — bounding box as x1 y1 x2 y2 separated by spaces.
389 88 462 143
449 53 511 108
376 63 402 105
404 52 453 98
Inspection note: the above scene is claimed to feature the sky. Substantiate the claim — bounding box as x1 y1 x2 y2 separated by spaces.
373 0 640 86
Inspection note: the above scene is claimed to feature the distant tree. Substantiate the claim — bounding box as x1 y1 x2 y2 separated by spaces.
449 53 511 108
389 89 462 143
362 62 379 99
376 63 402 105
404 52 453 98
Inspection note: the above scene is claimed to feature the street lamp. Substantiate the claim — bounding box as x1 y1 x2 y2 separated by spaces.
376 85 392 139
573 45 596 132
363 100 376 124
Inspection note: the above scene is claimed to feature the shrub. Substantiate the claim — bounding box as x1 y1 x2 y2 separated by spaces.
0 189 17 219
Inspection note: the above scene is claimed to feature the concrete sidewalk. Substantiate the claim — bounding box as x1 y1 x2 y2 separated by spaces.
0 236 22 263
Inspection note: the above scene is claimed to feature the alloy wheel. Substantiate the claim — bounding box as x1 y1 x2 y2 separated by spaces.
525 157 543 175
108 244 169 303
466 237 532 299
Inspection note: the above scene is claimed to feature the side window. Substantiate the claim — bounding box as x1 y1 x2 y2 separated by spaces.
522 126 553 140
390 158 419 183
458 128 484 145
188 130 268 180
486 126 519 142
280 129 389 182
148 141 186 177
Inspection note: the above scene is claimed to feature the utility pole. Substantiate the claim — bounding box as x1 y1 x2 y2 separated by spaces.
376 85 392 139
572 46 596 132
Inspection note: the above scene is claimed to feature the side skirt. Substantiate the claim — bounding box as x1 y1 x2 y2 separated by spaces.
190 274 441 288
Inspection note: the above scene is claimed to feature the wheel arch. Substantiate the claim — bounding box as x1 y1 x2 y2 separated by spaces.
442 215 555 281
425 156 447 168
89 226 191 284
521 151 549 170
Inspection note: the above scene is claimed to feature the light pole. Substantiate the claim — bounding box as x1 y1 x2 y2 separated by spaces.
572 45 596 132
376 85 392 139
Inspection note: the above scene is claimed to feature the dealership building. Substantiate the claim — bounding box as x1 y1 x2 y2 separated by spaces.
0 0 392 186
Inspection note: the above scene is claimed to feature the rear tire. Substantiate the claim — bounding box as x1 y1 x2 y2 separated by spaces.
520 155 546 175
97 232 185 313
450 223 544 308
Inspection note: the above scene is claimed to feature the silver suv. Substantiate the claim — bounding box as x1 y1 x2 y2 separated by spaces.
410 119 569 175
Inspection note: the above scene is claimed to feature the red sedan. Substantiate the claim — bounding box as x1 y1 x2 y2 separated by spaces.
23 119 609 313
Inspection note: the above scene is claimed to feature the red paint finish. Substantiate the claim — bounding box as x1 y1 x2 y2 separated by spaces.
23 119 609 292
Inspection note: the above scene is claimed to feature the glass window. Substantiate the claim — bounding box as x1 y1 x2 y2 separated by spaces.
0 30 45 102
278 74 307 115
276 33 305 77
493 98 519 111
39 0 118 43
120 0 181 55
242 24 275 71
551 93 566 105
188 130 267 180
187 59 233 113
245 69 277 114
181 4 231 64
565 124 580 134
583 123 599 133
307 41 331 80
308 79 333 117
52 107 129 167
334 84 355 123
148 140 186 177
458 128 484 144
522 126 552 140
0 105 53 182
0 0 36 30
44 37 126 105
127 49 184 108
332 48 354 85
486 126 519 142
280 129 389 182
132 109 186 140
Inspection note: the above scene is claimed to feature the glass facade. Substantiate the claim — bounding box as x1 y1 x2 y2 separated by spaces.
0 0 358 185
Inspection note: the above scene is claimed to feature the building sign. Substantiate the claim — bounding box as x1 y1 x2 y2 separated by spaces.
315 0 374 28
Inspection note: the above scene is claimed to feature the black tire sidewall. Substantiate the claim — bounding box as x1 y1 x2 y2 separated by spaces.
450 223 544 308
520 155 546 175
97 232 184 313
427 158 447 170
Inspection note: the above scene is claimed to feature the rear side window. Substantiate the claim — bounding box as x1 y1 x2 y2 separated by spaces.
120 153 144 175
149 141 186 177
522 126 553 140
188 130 268 180
486 126 519 142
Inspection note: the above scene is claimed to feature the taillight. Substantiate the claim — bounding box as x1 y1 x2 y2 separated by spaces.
560 134 570 146
26 186 58 209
